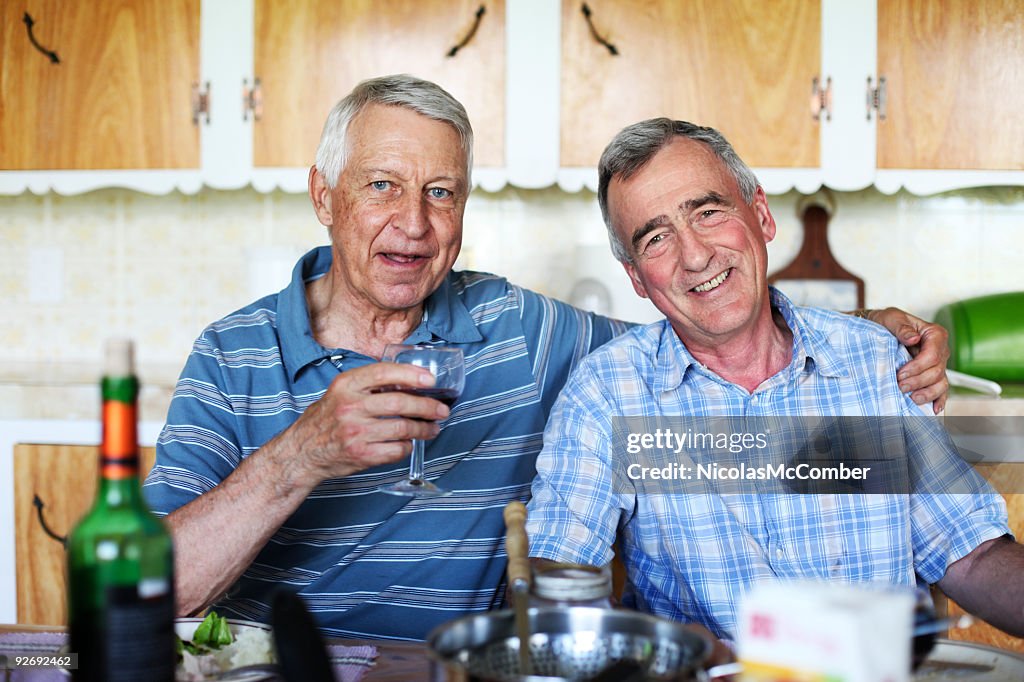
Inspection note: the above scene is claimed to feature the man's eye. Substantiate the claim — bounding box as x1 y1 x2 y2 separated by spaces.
641 233 666 255
428 187 452 199
370 180 390 191
698 209 729 225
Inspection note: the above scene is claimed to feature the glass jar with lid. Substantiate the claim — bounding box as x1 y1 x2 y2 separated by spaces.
531 562 613 609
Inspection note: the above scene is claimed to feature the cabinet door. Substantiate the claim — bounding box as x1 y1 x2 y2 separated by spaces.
0 0 200 171
560 0 821 169
942 462 1024 653
254 0 505 169
878 0 1024 170
14 444 157 625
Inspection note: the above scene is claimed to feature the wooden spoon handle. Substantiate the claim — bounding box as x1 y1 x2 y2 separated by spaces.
503 501 531 590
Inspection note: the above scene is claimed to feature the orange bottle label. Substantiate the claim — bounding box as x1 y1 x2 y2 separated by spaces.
101 401 139 479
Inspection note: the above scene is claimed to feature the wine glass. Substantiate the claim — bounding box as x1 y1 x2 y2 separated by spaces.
378 344 464 497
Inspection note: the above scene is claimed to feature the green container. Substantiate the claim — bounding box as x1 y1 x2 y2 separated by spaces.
934 292 1024 382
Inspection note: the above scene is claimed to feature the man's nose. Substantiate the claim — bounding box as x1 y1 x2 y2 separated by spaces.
395 193 430 238
677 225 714 270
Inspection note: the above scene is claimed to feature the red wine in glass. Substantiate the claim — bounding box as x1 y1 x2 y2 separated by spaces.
377 345 465 497
374 385 460 408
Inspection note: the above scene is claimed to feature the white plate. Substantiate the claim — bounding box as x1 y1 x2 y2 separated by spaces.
914 639 1024 680
175 616 271 641
176 617 276 681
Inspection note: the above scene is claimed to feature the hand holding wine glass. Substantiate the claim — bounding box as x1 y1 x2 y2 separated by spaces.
378 344 465 497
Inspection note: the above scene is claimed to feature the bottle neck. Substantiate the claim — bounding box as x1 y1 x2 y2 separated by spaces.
98 375 141 506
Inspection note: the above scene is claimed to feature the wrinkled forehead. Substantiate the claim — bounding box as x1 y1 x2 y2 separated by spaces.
347 105 469 176
608 140 731 222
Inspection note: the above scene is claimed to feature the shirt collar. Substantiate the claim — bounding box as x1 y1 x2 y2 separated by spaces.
649 286 846 394
770 287 847 380
406 271 485 346
278 246 483 381
652 322 693 395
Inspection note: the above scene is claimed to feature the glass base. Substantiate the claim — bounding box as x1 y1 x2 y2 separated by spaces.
379 478 452 498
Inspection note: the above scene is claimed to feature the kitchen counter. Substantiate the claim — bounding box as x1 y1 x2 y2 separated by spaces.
946 385 1024 417
0 361 178 423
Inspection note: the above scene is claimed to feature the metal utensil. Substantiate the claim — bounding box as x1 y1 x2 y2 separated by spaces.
270 590 334 682
504 500 533 677
214 662 281 680
913 614 974 637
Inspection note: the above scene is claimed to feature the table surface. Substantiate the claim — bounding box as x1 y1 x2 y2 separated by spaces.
0 624 432 682
6 624 1024 681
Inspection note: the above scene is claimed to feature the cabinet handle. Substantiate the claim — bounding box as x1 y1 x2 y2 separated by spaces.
243 78 263 122
866 76 887 121
581 3 619 56
22 12 61 64
811 76 832 122
447 5 486 57
192 81 211 126
32 494 67 547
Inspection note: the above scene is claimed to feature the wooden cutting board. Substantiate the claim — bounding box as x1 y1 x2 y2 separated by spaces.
768 202 865 310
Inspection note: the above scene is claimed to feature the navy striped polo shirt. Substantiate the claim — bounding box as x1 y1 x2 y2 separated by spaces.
143 245 628 640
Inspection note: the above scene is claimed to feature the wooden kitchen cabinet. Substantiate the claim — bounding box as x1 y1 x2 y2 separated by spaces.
876 0 1024 171
559 0 822 170
3 0 1023 196
14 444 156 625
0 0 200 171
253 0 505 170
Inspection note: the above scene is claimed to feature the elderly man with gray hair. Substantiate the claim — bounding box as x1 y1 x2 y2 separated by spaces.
144 76 952 641
525 118 1024 643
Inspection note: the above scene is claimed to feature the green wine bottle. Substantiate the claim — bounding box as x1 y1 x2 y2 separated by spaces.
67 339 176 682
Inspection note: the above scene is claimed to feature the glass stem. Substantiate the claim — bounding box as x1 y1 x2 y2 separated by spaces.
408 439 425 482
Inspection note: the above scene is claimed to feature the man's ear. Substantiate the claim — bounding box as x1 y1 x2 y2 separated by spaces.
754 186 776 244
623 261 649 299
308 165 333 227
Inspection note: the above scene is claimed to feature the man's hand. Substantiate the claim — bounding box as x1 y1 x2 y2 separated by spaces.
681 622 735 671
864 307 950 414
284 361 451 484
166 361 450 615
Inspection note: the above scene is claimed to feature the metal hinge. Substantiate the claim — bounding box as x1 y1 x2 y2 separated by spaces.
243 77 263 122
191 81 211 125
866 75 887 121
811 76 832 122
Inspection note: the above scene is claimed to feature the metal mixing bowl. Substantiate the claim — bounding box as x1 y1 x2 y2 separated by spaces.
427 606 712 681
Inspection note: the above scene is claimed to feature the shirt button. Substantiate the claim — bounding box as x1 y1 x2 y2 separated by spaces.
775 547 784 560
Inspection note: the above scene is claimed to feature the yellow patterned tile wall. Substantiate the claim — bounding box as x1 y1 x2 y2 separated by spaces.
0 186 1022 378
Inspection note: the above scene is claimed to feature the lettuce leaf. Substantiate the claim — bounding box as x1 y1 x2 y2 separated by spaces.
177 610 234 658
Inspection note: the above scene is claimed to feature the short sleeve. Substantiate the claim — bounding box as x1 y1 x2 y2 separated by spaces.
143 334 244 517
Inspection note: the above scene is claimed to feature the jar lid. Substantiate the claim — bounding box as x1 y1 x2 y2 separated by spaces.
532 563 612 602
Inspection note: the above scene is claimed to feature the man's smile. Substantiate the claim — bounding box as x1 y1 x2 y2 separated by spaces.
691 268 732 293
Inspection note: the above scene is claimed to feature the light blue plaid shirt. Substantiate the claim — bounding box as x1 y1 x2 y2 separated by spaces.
526 289 1009 640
